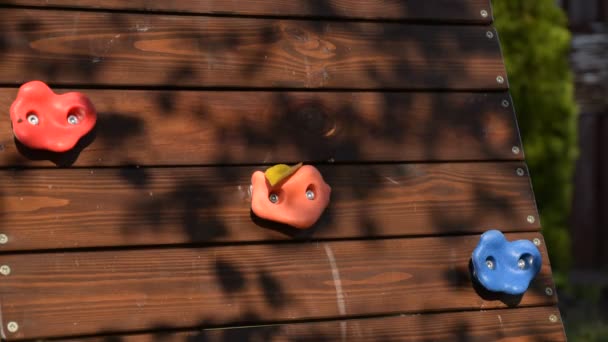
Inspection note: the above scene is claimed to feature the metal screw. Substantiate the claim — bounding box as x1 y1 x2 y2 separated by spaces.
27 113 39 126
67 114 80 125
496 75 505 84
533 238 541 246
502 99 510 108
527 215 536 224
306 190 315 200
269 193 279 204
480 9 489 18
512 146 521 155
486 31 494 39
0 234 7 244
545 287 554 296
0 265 10 276
549 314 558 323
517 259 526 269
486 260 495 270
7 321 18 333
516 168 525 176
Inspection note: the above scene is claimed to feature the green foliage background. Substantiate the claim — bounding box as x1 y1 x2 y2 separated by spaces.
492 0 577 280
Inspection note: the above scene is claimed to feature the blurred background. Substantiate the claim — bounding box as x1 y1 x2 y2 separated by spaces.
492 1 607 340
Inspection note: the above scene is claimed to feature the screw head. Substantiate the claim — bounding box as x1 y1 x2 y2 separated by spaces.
306 190 315 200
67 114 80 125
480 9 489 18
268 193 279 204
486 260 495 270
517 259 526 269
516 168 525 176
7 321 18 333
527 215 536 224
549 314 558 323
27 113 39 126
486 31 494 39
512 146 521 155
502 99 510 108
0 234 7 244
545 287 554 296
0 265 10 276
533 238 541 246
496 75 505 84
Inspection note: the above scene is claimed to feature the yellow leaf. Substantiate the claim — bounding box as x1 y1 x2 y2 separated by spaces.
264 162 303 187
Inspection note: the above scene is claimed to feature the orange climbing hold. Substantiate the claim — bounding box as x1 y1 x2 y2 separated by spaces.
251 164 331 229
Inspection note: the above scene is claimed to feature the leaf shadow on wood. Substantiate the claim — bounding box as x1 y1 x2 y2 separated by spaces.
118 164 150 188
94 315 336 342
13 127 96 167
93 3 532 337
465 259 525 307
12 111 145 167
215 259 246 293
249 210 318 240
121 179 230 242
0 1 540 340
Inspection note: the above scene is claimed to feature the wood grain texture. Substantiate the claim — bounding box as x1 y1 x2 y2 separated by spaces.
0 9 507 89
0 233 557 340
2 0 494 23
0 89 522 167
66 306 566 342
0 162 539 251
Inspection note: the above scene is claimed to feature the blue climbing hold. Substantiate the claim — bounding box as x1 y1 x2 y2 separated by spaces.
471 230 542 295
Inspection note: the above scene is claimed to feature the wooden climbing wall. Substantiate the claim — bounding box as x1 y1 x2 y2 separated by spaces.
0 1 566 340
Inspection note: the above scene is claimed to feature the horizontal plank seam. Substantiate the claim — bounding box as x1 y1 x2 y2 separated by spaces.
0 85 510 93
0 86 510 94
0 159 527 172
0 4 494 25
19 304 559 342
0 230 543 256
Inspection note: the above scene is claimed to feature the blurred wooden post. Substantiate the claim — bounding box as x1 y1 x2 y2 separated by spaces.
601 113 608 269
571 112 608 271
562 0 608 28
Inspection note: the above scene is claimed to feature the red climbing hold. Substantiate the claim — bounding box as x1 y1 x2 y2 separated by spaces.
10 81 97 152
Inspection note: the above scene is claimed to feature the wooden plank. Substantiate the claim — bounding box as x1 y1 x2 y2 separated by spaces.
0 162 540 251
0 233 557 340
1 0 494 23
571 113 600 269
0 9 507 89
66 306 566 342
0 90 522 167
601 114 608 268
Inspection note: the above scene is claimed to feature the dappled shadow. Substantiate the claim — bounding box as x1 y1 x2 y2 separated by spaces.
258 270 287 308
93 112 146 148
250 210 317 239
13 127 96 167
118 164 150 188
122 179 229 242
215 259 246 293
12 111 145 166
4 0 512 166
0 0 542 339
92 317 288 342
466 259 524 307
